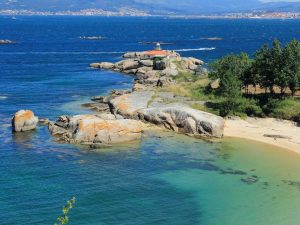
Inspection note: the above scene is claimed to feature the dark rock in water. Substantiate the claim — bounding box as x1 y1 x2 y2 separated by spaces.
39 118 50 125
241 175 259 184
220 168 247 175
91 96 105 103
263 182 269 186
282 180 300 188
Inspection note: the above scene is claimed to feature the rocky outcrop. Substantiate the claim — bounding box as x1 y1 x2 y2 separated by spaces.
90 62 115 69
90 50 207 89
87 50 225 140
107 91 224 138
12 110 39 132
48 115 144 146
139 104 224 138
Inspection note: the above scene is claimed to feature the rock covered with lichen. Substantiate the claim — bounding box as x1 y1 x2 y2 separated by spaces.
12 110 39 132
48 114 144 147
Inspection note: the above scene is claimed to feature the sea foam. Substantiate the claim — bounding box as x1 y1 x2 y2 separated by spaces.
175 47 216 52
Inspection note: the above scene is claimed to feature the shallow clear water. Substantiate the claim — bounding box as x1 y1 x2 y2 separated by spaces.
1 16 300 225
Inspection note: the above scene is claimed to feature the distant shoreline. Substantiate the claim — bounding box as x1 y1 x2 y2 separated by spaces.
1 11 300 20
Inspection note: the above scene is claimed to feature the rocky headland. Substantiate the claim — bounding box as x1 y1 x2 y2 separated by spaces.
12 48 300 152
79 48 225 146
41 48 224 148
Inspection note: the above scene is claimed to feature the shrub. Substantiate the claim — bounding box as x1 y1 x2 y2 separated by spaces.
218 97 262 117
264 98 300 121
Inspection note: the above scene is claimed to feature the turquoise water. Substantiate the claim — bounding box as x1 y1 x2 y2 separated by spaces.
1 16 300 224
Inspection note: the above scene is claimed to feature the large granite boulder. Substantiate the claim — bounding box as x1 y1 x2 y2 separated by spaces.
140 60 153 67
109 91 154 118
136 66 152 75
122 60 139 70
115 59 139 71
12 110 39 132
48 115 143 146
138 104 224 138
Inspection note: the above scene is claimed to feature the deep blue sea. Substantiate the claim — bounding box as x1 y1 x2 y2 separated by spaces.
1 16 300 225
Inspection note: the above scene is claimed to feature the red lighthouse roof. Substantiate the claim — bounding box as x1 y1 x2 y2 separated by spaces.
144 50 169 56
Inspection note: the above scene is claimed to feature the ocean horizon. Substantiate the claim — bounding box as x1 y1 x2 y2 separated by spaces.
1 16 300 225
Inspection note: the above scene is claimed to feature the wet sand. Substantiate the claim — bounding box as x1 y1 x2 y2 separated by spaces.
224 117 300 153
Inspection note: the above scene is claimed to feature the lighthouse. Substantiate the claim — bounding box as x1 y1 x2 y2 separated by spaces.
155 42 161 50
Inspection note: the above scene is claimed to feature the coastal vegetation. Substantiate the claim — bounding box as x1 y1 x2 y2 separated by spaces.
172 39 300 121
55 197 76 225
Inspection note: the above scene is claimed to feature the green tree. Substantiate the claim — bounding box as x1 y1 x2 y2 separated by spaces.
272 39 289 96
283 39 300 96
210 53 251 93
55 197 76 225
219 70 242 116
253 43 274 93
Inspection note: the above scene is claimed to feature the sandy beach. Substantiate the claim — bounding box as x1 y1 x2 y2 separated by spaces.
224 117 300 153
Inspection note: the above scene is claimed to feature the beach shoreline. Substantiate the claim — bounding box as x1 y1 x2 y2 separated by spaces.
224 117 300 154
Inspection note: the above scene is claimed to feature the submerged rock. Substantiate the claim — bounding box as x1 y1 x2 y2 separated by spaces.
48 115 144 146
12 110 39 132
241 175 259 184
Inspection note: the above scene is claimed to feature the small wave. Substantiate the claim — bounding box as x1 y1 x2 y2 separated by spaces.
174 47 216 52
0 96 7 100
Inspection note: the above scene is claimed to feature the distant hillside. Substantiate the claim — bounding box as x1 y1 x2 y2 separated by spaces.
1 0 300 14
257 2 300 12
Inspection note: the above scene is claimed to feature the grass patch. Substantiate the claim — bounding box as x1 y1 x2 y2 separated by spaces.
190 103 219 115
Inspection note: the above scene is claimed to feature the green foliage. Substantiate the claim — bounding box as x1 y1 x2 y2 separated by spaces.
262 98 300 121
55 197 76 225
252 38 300 95
283 39 300 95
218 97 262 117
205 38 300 120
